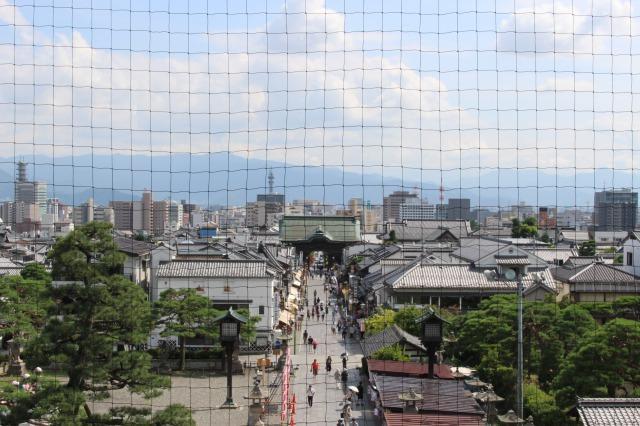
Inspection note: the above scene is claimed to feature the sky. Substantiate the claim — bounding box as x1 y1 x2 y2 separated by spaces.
0 0 639 200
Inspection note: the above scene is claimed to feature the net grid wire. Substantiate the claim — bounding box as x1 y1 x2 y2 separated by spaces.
0 0 638 425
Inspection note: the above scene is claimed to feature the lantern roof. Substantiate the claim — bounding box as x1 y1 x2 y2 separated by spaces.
214 307 248 324
415 307 449 325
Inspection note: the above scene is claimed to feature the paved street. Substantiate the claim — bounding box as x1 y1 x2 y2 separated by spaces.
88 276 379 425
287 276 378 426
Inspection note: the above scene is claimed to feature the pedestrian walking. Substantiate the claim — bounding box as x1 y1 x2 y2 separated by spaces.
312 339 318 353
307 310 310 320
321 312 325 321
341 368 348 384
331 325 336 335
307 384 316 407
307 336 313 351
303 329 308 344
311 359 320 377
326 356 332 372
342 329 347 341
357 382 364 406
342 402 352 423
342 356 347 369
334 369 342 389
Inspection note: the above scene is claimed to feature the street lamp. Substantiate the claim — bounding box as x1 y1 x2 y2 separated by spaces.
214 307 247 409
416 308 447 378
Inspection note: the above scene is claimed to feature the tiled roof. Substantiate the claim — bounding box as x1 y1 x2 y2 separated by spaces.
495 255 530 265
156 260 270 278
367 359 454 379
453 237 510 262
0 257 22 276
577 398 640 426
386 220 471 241
569 262 637 283
362 325 426 357
565 256 602 267
384 413 484 426
389 264 556 292
560 230 590 242
526 248 576 264
356 244 401 269
279 216 361 242
371 373 484 415
113 236 155 256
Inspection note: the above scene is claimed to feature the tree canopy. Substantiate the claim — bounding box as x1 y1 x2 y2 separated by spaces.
511 217 538 238
154 288 221 370
578 240 596 256
371 344 410 361
6 222 193 424
449 294 640 423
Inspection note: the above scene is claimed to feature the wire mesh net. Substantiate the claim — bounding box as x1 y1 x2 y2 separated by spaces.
0 0 639 425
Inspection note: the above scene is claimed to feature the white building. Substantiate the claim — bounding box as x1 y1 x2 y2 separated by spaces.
399 201 437 220
169 201 183 231
622 232 640 277
153 259 277 347
113 236 155 288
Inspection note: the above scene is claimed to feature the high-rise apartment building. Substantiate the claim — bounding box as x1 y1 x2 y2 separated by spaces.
447 198 471 220
383 190 419 222
594 189 638 231
14 162 47 220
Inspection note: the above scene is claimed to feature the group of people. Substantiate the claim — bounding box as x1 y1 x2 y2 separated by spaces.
298 268 371 426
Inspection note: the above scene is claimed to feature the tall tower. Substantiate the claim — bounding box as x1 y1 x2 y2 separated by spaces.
268 170 274 194
17 161 27 182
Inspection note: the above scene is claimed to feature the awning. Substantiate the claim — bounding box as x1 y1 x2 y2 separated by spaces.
278 309 295 326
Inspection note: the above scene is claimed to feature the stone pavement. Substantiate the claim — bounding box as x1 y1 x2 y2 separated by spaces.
87 276 380 425
287 276 380 426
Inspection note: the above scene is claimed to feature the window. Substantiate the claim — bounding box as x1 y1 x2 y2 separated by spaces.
259 305 265 315
627 252 633 266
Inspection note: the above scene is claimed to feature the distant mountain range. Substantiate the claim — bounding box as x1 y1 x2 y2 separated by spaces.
0 153 636 209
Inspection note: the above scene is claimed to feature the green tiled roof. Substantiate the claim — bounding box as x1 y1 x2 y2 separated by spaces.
279 216 361 242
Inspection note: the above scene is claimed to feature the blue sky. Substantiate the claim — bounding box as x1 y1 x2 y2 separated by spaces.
0 0 639 196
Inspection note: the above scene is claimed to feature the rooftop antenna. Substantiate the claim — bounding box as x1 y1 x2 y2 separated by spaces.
268 169 274 194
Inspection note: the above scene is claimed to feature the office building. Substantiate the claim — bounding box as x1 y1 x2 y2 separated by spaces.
399 201 438 220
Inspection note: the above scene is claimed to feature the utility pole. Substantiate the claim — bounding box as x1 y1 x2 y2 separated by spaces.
516 274 524 420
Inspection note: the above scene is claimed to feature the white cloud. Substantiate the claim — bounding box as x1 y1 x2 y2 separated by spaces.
0 0 637 180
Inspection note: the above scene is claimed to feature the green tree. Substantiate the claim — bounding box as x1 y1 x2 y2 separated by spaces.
154 288 220 370
578 240 596 256
511 218 521 238
388 229 397 243
450 296 596 391
19 222 184 423
236 308 260 343
394 305 423 336
539 232 550 244
0 276 50 353
511 217 538 238
470 219 480 231
365 309 396 334
524 383 567 426
371 344 410 361
612 296 640 320
20 263 51 282
553 319 640 408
